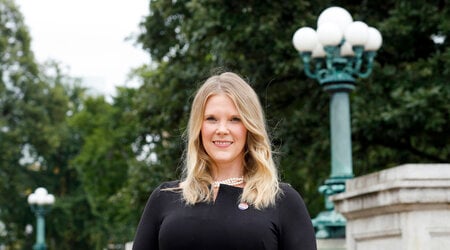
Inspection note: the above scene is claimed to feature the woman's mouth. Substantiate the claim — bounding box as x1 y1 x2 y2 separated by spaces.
213 140 233 146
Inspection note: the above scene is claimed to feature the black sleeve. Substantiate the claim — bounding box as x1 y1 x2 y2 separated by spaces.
132 184 164 250
278 184 317 250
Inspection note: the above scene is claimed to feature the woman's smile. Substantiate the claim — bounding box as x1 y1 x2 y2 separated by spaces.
213 140 233 147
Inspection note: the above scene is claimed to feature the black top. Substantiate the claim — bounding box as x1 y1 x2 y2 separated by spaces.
132 181 317 250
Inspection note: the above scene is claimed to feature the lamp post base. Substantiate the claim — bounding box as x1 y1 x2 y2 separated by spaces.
33 243 46 250
312 209 346 239
312 176 350 239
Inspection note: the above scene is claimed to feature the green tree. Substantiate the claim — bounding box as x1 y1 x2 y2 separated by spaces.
0 0 52 246
0 1 92 248
131 0 449 219
37 61 95 250
67 87 146 248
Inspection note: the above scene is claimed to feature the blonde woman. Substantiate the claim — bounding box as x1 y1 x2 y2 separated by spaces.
132 72 317 250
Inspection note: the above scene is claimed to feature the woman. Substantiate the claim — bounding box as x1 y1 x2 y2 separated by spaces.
132 72 317 250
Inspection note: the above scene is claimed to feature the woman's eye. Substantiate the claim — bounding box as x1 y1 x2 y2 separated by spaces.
231 117 241 122
205 116 216 121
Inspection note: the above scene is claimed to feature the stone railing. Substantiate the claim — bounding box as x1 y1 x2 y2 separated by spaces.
331 164 450 250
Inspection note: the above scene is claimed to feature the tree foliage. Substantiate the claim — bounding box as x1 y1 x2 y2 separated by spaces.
67 87 146 247
0 0 54 246
1 1 99 248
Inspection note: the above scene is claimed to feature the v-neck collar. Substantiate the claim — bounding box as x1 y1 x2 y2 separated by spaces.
213 184 243 204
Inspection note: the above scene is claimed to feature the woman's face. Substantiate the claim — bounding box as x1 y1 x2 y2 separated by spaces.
201 94 247 169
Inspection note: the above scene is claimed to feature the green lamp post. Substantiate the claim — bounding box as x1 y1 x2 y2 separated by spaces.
28 187 55 250
292 6 382 238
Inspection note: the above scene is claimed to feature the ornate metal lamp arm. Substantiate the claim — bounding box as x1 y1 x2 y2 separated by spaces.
357 51 377 78
324 46 337 72
300 52 318 79
351 46 365 74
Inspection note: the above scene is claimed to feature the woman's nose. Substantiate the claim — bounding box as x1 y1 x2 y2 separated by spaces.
216 122 229 134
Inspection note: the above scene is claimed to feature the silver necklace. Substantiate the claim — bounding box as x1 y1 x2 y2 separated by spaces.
213 176 244 188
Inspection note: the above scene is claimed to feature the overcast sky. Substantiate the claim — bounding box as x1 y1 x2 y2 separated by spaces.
15 0 150 97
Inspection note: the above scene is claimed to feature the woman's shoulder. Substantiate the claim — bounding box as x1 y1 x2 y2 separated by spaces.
278 182 305 202
149 180 181 197
146 180 182 204
279 182 297 193
276 182 310 215
159 180 181 189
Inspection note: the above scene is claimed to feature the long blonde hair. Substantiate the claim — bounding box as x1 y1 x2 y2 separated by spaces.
181 72 280 209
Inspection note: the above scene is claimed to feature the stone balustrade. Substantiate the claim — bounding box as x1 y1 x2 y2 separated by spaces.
331 164 450 250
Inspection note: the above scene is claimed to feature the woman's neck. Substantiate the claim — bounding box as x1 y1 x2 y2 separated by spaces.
211 162 244 181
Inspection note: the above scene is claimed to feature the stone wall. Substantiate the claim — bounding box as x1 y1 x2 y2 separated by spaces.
331 164 450 250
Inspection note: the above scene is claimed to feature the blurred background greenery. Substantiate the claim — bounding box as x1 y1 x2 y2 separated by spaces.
0 0 448 249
